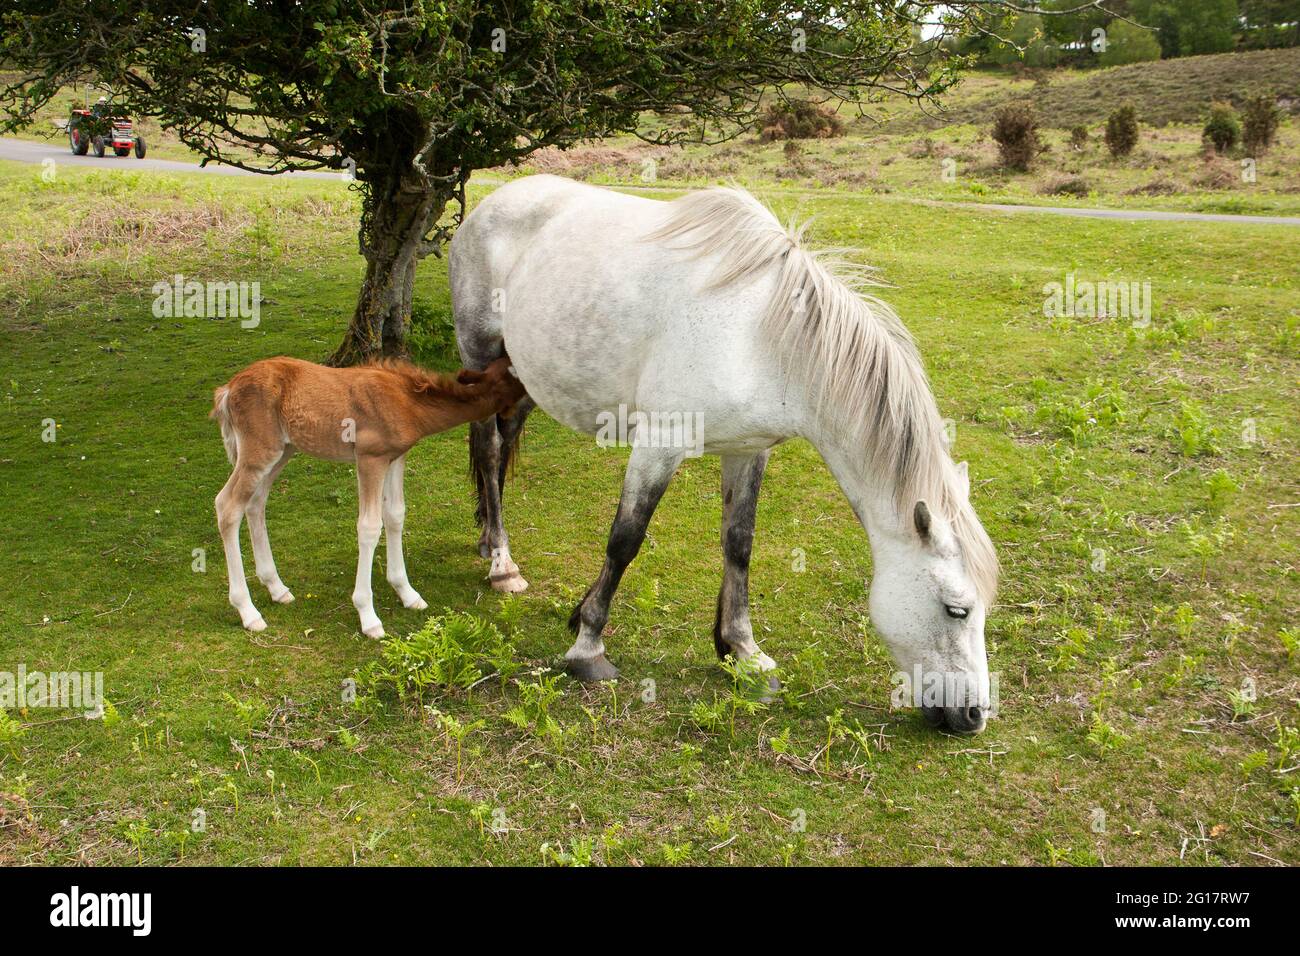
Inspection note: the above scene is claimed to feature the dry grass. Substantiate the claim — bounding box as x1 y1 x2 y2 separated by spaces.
888 48 1300 133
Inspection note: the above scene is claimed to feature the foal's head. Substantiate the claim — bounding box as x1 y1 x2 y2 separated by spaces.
868 461 997 735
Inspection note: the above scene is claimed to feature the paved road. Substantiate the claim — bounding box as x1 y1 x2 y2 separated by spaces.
0 135 340 179
4 136 1298 225
934 199 1300 226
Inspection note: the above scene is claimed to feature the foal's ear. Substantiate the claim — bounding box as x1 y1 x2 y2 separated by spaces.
457 368 487 385
954 460 970 499
913 500 933 541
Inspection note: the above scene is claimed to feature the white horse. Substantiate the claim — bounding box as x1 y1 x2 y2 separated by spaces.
450 175 998 733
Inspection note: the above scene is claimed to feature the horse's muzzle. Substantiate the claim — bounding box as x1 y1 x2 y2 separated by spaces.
921 704 987 734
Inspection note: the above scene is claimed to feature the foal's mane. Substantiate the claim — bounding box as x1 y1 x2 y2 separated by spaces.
646 187 997 602
363 358 486 404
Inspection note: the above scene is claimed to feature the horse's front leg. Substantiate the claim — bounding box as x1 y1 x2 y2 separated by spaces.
714 451 780 688
566 445 684 682
352 454 389 638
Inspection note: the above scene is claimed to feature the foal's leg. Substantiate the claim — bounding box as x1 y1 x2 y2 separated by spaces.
352 454 389 638
470 417 528 593
216 463 269 631
566 445 684 681
714 451 779 682
246 450 294 604
382 454 426 611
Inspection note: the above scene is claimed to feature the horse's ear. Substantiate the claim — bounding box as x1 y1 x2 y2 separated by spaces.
954 461 970 499
913 500 933 541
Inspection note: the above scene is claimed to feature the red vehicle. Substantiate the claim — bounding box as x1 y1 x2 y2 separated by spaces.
67 98 146 159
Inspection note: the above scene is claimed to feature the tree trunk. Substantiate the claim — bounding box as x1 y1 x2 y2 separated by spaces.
329 171 447 366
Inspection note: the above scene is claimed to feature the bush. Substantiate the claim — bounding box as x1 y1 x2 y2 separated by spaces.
408 300 457 365
1203 102 1240 154
1242 93 1282 156
1069 126 1088 150
1042 176 1090 198
991 103 1041 171
758 100 845 141
1104 103 1139 158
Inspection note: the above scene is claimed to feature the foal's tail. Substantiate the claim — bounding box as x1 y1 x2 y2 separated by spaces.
210 385 238 465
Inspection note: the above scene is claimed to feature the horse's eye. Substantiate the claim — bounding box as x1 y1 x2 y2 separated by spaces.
945 605 969 620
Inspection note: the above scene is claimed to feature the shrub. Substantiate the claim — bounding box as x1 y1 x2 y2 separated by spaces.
1069 125 1088 150
1104 103 1139 158
1203 102 1240 154
1242 93 1282 156
991 103 1041 171
1042 176 1090 197
758 100 844 141
1192 157 1237 190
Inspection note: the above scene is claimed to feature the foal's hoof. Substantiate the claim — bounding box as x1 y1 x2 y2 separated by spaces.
272 589 295 605
490 571 529 594
566 654 619 683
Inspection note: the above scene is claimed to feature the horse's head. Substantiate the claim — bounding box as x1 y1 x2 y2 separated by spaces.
868 462 994 735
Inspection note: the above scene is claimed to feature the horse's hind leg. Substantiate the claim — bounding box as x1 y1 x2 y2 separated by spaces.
246 449 293 604
469 413 528 594
216 463 268 631
456 288 529 592
714 451 779 691
566 445 683 682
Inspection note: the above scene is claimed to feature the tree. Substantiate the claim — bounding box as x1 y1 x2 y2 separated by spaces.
1131 0 1238 57
991 12 1059 67
1099 19 1162 65
0 2 1105 363
1239 0 1300 48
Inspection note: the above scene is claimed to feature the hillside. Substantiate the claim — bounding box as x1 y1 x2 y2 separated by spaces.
886 47 1300 132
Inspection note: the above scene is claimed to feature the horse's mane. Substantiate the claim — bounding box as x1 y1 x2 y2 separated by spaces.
645 187 997 603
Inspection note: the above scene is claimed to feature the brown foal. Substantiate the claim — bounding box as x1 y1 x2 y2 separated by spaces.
211 355 525 637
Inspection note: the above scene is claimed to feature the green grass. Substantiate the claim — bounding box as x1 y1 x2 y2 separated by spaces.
0 158 1297 866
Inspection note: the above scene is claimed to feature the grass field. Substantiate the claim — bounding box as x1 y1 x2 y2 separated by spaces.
10 48 1300 219
0 157 1297 866
517 48 1300 217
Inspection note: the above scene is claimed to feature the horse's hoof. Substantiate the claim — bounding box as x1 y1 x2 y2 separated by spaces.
272 589 295 604
243 616 267 633
566 654 619 683
490 572 528 594
759 674 782 704
362 623 385 639
403 595 428 611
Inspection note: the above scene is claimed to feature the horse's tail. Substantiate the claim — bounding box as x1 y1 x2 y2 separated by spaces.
210 385 238 464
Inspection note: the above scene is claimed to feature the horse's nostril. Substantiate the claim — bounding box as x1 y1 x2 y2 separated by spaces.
964 705 984 725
